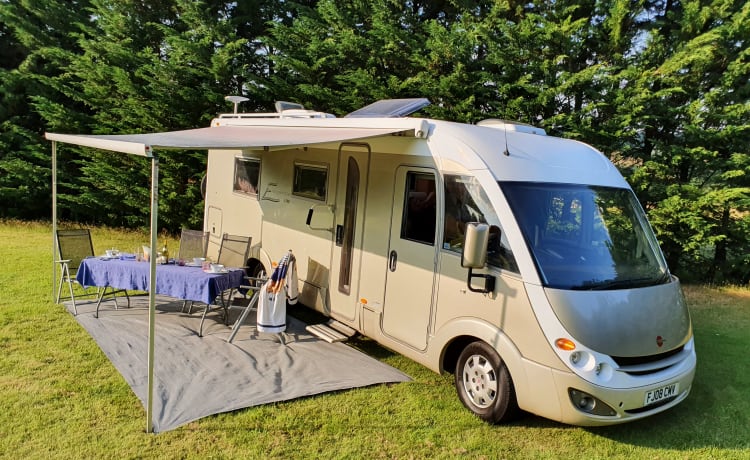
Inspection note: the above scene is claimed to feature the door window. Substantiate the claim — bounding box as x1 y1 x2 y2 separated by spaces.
338 157 359 294
401 172 437 245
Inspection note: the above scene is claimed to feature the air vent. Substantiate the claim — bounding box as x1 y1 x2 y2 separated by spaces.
612 346 684 367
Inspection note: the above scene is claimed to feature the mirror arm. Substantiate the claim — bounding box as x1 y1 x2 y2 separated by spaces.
466 268 495 293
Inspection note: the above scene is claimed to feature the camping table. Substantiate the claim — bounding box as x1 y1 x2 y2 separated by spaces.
76 257 244 322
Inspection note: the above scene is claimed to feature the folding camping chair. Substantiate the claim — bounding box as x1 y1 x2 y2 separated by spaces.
227 250 297 343
177 228 209 314
226 274 267 343
55 228 128 315
196 233 252 337
215 233 252 269
177 228 209 261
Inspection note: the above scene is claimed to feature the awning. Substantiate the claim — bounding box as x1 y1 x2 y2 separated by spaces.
47 120 424 433
45 125 417 157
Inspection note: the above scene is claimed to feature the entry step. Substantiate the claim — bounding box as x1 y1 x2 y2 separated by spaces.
306 320 357 343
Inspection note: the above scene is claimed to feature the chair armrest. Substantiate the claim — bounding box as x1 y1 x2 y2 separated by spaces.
244 276 267 283
239 276 267 292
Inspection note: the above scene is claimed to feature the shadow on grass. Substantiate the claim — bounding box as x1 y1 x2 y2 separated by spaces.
287 297 750 452
586 328 749 451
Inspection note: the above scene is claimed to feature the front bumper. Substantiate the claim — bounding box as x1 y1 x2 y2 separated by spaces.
549 349 696 426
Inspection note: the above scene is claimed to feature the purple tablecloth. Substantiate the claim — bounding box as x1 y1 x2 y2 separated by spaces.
76 257 244 305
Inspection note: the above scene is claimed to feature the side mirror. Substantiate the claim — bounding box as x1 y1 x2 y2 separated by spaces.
462 223 489 268
461 222 495 293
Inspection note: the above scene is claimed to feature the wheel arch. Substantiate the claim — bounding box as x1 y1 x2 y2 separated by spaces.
246 247 274 277
431 318 529 400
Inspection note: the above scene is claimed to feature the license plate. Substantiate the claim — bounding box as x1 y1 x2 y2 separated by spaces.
644 382 679 406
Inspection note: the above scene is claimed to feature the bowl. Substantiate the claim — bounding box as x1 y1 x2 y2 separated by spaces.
209 263 224 273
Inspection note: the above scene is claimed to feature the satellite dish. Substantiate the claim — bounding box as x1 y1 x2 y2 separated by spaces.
225 95 249 114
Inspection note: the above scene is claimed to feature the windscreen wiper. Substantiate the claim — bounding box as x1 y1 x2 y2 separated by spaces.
574 274 669 291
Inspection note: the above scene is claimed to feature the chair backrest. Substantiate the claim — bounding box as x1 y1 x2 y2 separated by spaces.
216 233 251 269
177 229 209 260
56 229 95 270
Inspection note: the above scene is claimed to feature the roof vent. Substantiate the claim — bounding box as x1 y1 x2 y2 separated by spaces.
275 101 305 112
477 119 546 136
345 98 430 118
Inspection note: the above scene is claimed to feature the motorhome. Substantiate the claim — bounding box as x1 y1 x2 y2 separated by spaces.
201 98 695 426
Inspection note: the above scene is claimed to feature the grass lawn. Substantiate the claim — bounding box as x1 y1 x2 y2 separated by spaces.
0 220 748 459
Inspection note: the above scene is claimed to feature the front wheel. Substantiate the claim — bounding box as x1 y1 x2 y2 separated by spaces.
455 341 519 423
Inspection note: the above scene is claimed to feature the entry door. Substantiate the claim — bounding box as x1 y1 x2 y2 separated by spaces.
329 145 370 321
382 167 438 350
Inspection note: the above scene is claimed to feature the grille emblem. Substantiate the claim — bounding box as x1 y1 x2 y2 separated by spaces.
656 335 665 347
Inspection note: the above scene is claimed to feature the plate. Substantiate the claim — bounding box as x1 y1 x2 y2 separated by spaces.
185 262 202 267
99 256 113 260
204 268 229 274
644 382 679 406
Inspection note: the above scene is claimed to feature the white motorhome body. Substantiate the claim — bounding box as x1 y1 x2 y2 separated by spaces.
202 101 695 426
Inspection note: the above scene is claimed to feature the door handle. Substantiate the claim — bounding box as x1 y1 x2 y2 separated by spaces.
335 225 344 246
388 250 398 272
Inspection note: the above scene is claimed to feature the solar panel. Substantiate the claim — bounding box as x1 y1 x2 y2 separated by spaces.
344 98 430 118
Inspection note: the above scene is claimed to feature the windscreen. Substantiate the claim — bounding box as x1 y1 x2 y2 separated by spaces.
501 182 670 290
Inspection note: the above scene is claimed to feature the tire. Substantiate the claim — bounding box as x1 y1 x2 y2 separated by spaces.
454 341 519 423
249 262 266 280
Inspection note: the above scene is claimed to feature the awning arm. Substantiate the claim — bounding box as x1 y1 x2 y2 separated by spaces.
45 132 153 157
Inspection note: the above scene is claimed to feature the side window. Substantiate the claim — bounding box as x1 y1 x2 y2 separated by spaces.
443 175 519 272
293 163 328 201
401 172 436 245
233 157 260 196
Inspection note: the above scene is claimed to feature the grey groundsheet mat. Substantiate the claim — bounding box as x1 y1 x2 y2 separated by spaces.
66 295 411 433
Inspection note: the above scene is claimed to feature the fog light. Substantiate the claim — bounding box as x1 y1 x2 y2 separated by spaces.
568 389 617 416
577 395 595 411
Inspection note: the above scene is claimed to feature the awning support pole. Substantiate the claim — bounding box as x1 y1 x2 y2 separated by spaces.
146 154 159 433
51 141 58 302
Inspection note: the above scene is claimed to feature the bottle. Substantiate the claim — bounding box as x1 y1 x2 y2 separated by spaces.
161 241 169 263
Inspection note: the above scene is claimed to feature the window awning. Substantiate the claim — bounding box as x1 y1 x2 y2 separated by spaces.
45 125 419 157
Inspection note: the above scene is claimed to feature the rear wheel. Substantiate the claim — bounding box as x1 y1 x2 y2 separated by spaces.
243 260 266 282
455 341 519 423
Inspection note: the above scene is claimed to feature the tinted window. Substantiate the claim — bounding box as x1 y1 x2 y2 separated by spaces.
233 157 260 196
401 172 436 245
293 163 328 201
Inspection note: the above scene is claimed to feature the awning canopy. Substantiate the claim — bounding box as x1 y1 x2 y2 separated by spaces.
45 125 414 156
47 120 424 433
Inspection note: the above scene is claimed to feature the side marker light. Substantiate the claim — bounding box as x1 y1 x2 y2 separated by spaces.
556 338 576 351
